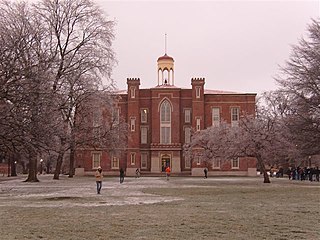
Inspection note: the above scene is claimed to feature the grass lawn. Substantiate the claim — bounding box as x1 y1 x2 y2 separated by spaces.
0 175 319 240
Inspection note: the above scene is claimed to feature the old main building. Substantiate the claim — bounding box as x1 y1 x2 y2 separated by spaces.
75 53 257 176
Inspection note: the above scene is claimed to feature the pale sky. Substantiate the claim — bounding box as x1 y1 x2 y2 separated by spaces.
95 0 319 94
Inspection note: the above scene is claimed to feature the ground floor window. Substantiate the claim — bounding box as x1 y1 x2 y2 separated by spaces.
112 157 119 169
212 158 221 169
185 156 191 169
92 152 101 169
141 153 148 169
232 158 239 169
130 152 136 165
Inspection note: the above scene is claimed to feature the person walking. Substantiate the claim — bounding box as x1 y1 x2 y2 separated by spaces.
95 166 103 194
120 168 125 184
204 167 208 178
135 168 140 178
165 166 171 181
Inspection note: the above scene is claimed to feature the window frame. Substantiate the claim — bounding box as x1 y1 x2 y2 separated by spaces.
141 152 148 169
212 107 220 127
231 157 240 169
92 152 101 169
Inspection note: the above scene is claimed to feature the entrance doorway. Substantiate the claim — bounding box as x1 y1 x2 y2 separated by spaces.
161 155 171 172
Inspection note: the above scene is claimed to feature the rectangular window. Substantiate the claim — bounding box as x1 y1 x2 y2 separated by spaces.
231 107 239 127
196 87 201 98
160 127 171 144
112 157 119 169
185 127 191 143
196 156 201 165
141 127 148 144
212 158 221 169
130 153 136 165
196 118 201 131
130 118 136 132
232 158 239 169
130 87 135 98
184 109 191 123
113 107 120 124
185 156 191 169
212 107 220 127
92 152 101 169
92 109 101 127
141 109 148 123
141 153 148 169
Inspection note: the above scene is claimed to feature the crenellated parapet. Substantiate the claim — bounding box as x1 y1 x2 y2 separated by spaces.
127 78 141 85
191 77 205 82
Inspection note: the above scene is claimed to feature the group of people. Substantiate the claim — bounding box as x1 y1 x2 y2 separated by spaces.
94 166 173 194
287 166 320 181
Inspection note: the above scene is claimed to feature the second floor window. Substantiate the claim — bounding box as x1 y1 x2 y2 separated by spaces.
141 109 147 123
185 127 191 143
231 107 239 127
141 127 148 144
185 109 191 123
212 107 220 127
160 100 171 144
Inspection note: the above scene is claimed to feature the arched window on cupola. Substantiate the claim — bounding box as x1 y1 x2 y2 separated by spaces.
160 100 171 144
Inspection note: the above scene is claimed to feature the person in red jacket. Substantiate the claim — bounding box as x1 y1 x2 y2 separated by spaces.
165 166 171 181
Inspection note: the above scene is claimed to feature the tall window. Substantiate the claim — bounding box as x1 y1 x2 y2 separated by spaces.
130 118 136 132
112 157 119 169
212 158 221 169
212 107 220 127
185 127 191 143
160 100 171 144
232 158 239 169
231 107 239 127
92 109 101 127
113 107 120 124
141 127 148 144
141 153 148 169
130 153 136 165
130 87 135 98
92 152 101 169
196 87 201 98
141 109 148 123
185 109 191 123
185 156 191 169
196 118 201 131
196 156 201 165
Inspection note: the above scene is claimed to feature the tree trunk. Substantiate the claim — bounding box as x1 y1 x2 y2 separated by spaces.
53 152 64 180
25 149 39 182
257 156 270 183
10 157 17 177
68 147 75 178
68 133 76 178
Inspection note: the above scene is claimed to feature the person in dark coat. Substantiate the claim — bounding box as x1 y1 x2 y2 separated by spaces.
120 168 125 184
204 167 208 178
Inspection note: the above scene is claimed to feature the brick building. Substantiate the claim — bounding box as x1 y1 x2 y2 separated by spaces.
75 53 257 176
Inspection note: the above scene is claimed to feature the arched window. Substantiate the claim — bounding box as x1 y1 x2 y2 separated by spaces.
160 100 171 144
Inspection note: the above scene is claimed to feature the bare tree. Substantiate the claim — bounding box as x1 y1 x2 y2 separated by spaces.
33 0 116 179
0 0 57 182
276 19 320 157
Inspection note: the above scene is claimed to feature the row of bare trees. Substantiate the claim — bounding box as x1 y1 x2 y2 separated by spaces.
185 19 320 183
0 0 127 181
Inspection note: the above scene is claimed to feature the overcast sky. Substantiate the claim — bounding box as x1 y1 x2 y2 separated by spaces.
95 0 319 94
